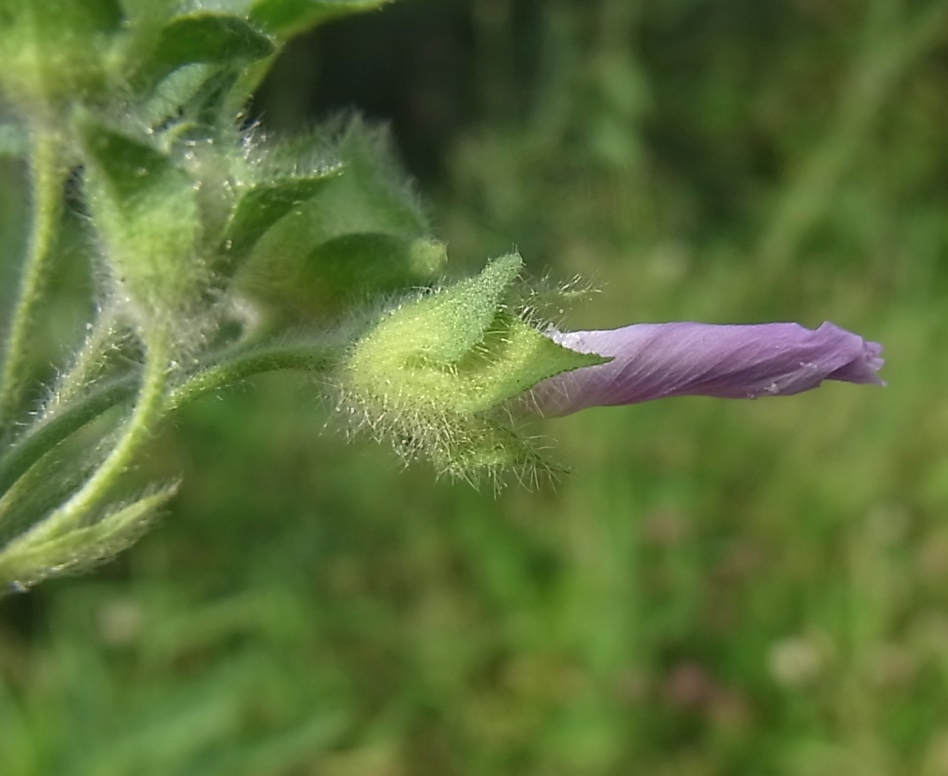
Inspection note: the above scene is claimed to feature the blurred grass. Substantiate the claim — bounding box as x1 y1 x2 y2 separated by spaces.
3 0 948 774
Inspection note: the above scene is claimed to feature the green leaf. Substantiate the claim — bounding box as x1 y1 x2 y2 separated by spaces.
79 116 178 201
240 120 430 290
301 118 429 239
0 485 177 591
139 64 248 132
250 0 395 38
138 64 216 128
77 115 206 320
135 12 275 89
221 171 341 260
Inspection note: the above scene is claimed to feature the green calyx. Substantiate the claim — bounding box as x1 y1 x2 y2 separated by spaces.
344 253 607 478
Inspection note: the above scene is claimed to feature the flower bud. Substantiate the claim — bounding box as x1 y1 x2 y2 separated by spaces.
527 321 884 416
243 234 448 319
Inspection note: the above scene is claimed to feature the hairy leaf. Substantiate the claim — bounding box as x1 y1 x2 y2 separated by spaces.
250 0 395 38
77 115 206 320
222 171 341 260
133 12 275 90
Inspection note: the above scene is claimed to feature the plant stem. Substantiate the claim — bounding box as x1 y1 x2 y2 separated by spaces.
165 342 339 411
45 305 124 417
0 132 65 438
0 340 340 498
0 377 133 497
10 330 172 545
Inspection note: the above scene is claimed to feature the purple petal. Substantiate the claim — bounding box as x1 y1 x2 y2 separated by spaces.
528 321 885 417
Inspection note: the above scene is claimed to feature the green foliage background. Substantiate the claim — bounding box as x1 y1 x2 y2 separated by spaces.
2 0 948 773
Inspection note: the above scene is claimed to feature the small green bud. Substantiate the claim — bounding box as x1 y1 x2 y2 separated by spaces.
242 233 448 319
234 119 435 318
342 253 606 477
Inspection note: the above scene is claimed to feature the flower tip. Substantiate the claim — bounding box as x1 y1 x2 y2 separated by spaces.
827 328 885 387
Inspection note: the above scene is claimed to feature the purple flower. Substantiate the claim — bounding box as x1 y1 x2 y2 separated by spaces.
528 321 885 417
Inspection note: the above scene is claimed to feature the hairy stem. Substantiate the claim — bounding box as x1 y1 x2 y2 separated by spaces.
0 132 66 438
165 341 339 411
45 305 125 417
0 340 341 498
6 330 172 546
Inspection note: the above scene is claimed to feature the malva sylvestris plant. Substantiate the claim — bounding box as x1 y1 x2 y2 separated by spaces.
0 0 884 592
